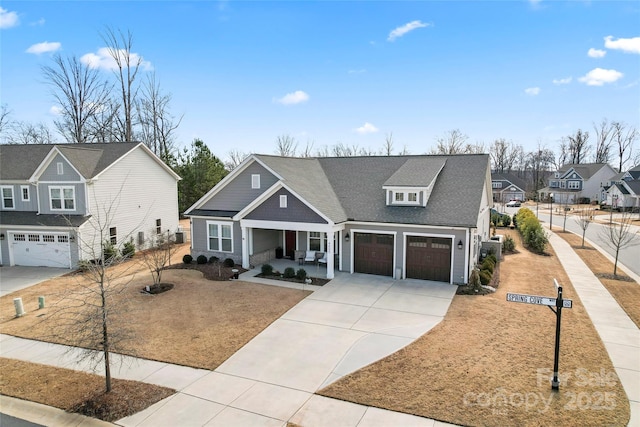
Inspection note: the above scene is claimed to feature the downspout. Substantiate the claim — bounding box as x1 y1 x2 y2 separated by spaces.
464 228 470 284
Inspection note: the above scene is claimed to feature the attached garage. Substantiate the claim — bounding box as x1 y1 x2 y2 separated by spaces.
354 232 394 276
10 232 71 268
406 236 452 282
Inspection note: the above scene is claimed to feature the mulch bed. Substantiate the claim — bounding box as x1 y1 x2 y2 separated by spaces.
167 262 247 281
255 273 331 287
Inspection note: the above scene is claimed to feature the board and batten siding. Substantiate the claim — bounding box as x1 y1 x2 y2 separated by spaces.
244 188 327 224
81 146 179 259
200 162 279 212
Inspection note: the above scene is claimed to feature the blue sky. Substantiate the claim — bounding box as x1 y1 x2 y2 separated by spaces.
1 1 639 160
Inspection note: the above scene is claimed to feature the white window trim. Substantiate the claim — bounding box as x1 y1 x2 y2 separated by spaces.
492 182 502 188
251 174 260 189
57 162 64 175
21 185 30 202
49 185 76 211
391 190 421 206
307 231 327 252
279 195 287 208
1 185 15 209
207 221 234 253
568 181 580 189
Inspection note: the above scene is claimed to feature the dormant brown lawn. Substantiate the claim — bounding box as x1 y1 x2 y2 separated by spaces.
320 229 629 427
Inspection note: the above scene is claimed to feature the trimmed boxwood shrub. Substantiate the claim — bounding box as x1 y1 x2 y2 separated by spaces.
197 255 208 264
182 254 193 264
283 267 296 278
208 256 219 264
296 268 307 280
261 264 274 275
223 258 235 267
479 270 492 286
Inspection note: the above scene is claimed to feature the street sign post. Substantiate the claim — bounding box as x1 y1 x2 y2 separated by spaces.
506 279 572 390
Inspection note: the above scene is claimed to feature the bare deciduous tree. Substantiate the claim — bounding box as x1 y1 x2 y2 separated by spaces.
574 206 595 248
6 121 56 144
0 104 11 137
593 119 613 164
141 230 176 289
225 149 251 170
300 140 315 157
274 134 298 157
383 133 394 156
599 211 640 276
101 27 145 142
567 129 591 164
612 121 638 172
431 129 468 154
42 54 112 143
137 73 182 162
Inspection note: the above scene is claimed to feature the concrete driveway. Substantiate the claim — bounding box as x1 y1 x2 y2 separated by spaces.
0 266 70 297
118 272 458 426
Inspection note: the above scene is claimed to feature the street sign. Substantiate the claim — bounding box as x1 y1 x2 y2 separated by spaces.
506 293 572 308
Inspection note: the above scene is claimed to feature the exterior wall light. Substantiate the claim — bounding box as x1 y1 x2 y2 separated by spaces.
345 232 350 242
457 240 463 250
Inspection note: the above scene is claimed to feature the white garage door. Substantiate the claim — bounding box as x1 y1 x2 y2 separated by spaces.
10 232 71 268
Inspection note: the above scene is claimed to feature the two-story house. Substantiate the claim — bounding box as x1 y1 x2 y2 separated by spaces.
185 154 492 285
604 165 640 210
537 163 617 204
491 172 526 203
0 143 180 268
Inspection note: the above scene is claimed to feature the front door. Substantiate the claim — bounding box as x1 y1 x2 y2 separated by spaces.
285 230 296 259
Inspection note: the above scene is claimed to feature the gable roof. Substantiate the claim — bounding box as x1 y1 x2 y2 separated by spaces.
0 143 179 181
558 163 612 180
249 154 490 228
624 180 640 196
491 172 526 191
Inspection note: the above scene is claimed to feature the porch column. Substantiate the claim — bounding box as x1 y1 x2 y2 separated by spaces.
326 230 335 279
241 226 250 269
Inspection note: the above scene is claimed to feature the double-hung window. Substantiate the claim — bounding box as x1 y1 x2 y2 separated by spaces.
50 186 75 211
208 222 233 252
1 186 14 209
21 186 30 202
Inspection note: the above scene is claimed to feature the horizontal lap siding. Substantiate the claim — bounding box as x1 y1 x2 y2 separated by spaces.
245 189 326 223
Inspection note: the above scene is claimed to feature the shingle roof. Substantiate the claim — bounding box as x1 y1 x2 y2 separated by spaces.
559 163 610 180
384 157 446 187
491 172 527 191
255 154 490 228
0 211 90 227
0 143 140 180
624 180 640 196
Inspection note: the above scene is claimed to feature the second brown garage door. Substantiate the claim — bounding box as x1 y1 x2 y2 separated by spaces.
406 236 452 282
354 233 394 277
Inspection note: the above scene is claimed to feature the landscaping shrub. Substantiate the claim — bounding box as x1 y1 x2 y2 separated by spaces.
197 255 208 265
283 267 296 278
223 258 235 268
503 215 511 227
503 235 516 252
482 259 495 274
527 227 549 254
479 270 492 286
491 213 500 227
261 264 274 275
122 240 136 259
182 254 193 264
103 241 119 262
515 207 548 254
296 268 307 280
208 256 219 264
486 254 497 264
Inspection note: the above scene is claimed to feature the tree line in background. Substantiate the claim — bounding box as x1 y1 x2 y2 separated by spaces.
0 28 638 210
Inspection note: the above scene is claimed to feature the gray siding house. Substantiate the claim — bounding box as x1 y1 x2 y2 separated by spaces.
538 163 617 204
186 154 492 284
0 143 180 268
491 172 526 202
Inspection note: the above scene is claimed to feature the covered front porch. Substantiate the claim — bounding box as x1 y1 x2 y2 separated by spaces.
239 220 345 279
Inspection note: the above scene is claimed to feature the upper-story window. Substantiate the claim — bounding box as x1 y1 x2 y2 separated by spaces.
57 162 64 175
50 186 75 211
391 190 420 206
279 195 287 208
1 186 14 209
156 219 162 235
251 174 260 189
568 181 580 189
21 186 30 202
492 182 502 188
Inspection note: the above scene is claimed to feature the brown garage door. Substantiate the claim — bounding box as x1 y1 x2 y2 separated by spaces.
354 233 394 277
406 236 452 282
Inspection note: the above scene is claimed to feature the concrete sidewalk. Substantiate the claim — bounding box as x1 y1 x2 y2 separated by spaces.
1 273 458 427
548 232 640 427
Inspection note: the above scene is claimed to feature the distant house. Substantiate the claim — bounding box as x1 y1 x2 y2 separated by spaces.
0 143 181 268
604 165 640 211
537 163 617 204
185 154 492 284
491 172 526 203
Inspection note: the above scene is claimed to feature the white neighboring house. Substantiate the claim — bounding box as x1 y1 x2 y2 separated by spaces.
604 165 640 211
538 163 617 204
0 143 181 268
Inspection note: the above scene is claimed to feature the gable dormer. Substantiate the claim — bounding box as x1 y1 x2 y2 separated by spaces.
383 158 446 207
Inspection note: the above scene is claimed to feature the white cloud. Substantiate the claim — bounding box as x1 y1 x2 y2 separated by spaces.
49 105 63 116
587 48 606 58
525 87 540 96
26 41 61 55
30 18 45 26
552 77 572 85
354 122 379 134
579 68 623 86
604 35 640 54
387 20 429 42
80 47 153 71
0 7 19 29
274 90 309 105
